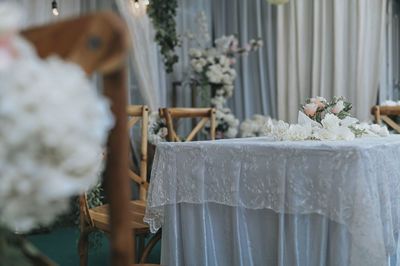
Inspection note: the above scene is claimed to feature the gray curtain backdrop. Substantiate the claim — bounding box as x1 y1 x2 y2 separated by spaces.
380 0 400 102
211 0 277 120
170 0 278 121
9 0 278 121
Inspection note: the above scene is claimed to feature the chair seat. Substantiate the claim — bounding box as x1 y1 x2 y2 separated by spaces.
89 200 149 234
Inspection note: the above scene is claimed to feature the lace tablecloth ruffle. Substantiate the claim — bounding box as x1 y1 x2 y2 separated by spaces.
144 136 400 266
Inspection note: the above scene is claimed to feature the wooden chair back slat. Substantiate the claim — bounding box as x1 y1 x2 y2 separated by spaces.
128 117 140 129
127 105 150 201
371 105 400 133
160 107 216 142
186 117 209 142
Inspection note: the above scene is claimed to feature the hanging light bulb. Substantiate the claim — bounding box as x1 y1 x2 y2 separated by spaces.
51 0 59 16
134 0 140 9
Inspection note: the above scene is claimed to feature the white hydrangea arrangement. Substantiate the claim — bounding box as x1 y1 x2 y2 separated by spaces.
0 3 113 232
187 11 262 138
148 112 168 145
381 100 400 106
266 96 389 141
240 114 277 137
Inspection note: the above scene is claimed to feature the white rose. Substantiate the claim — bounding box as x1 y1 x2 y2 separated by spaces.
190 59 197 68
206 71 221 83
272 120 289 141
198 58 207 66
264 118 275 134
222 74 232 85
332 100 345 114
369 124 389 137
335 126 355 141
378 126 390 137
340 116 359 127
225 127 238 138
207 56 215 64
287 124 308 141
321 113 340 130
313 128 337 140
194 63 203 73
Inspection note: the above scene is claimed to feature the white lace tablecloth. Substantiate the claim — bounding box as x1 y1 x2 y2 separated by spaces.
144 135 400 266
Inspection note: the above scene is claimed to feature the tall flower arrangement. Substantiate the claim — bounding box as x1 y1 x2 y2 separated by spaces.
187 11 262 138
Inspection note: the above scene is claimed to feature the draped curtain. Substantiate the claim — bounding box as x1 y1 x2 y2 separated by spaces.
380 0 400 102
277 0 387 123
211 0 277 120
115 0 166 111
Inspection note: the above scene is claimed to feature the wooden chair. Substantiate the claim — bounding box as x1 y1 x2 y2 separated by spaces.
78 105 162 265
22 12 162 266
371 105 400 133
160 107 216 142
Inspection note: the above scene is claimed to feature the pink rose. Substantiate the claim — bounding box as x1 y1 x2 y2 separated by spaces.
314 96 326 108
245 44 251 52
257 40 263 47
229 58 236 65
304 103 318 117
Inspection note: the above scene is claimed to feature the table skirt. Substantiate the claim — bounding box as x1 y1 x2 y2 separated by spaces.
161 202 400 266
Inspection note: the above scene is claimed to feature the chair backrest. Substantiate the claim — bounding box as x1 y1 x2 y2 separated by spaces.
160 107 216 142
78 105 150 226
126 105 150 201
371 105 400 133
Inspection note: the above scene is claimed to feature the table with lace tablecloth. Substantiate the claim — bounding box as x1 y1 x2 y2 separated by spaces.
144 136 400 266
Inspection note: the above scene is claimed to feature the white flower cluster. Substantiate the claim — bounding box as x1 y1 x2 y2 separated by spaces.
0 37 113 232
148 112 168 145
266 112 389 141
240 114 277 137
189 48 236 98
212 107 240 138
381 100 400 106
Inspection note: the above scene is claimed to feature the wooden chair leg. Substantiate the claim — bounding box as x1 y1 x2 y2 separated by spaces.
138 235 145 261
78 228 92 266
138 230 162 264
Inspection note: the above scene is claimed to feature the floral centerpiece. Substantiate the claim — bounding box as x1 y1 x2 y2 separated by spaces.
266 96 389 141
0 4 113 263
187 11 262 138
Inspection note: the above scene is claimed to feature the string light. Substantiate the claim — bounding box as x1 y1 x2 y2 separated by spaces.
143 0 150 6
51 0 59 16
134 0 140 9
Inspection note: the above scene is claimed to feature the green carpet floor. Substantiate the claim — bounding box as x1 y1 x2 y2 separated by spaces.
27 227 161 266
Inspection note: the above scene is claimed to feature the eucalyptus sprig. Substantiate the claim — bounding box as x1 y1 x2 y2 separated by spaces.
147 0 180 73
